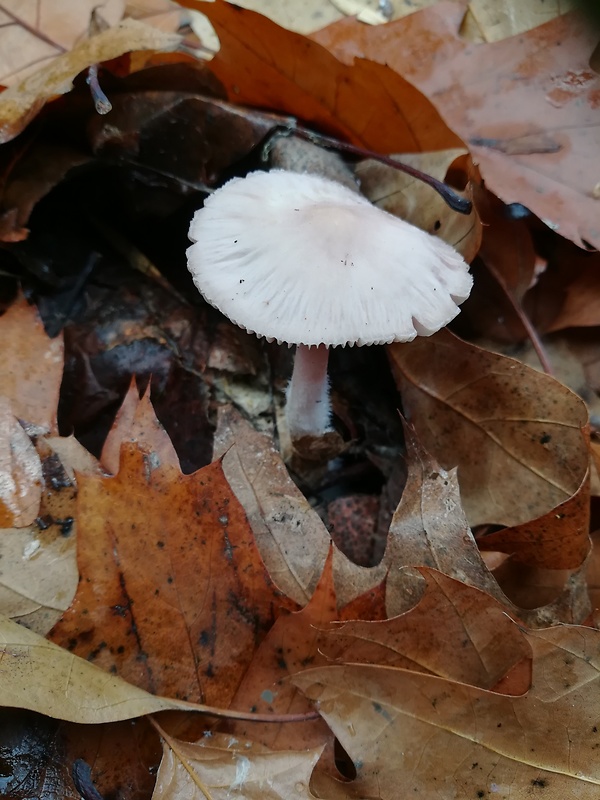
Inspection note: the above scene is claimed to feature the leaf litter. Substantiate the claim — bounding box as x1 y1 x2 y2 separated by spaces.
0 1 599 797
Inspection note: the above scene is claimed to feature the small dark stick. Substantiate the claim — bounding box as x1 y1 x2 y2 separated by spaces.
72 758 104 800
269 126 473 215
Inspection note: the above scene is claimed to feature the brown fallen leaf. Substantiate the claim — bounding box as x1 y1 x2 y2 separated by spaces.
214 405 386 607
50 435 294 707
188 0 463 152
0 18 181 144
380 423 590 626
313 5 600 249
0 436 82 634
0 614 206 723
324 567 531 692
89 90 285 192
0 292 63 434
295 624 600 798
476 470 590 569
389 329 590 531
101 378 180 473
152 726 322 800
0 0 124 86
228 548 340 752
355 149 482 262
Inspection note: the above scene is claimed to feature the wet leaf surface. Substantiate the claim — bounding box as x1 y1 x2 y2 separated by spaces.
0 3 599 796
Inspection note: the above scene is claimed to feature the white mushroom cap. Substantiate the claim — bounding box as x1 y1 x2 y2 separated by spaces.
187 170 472 347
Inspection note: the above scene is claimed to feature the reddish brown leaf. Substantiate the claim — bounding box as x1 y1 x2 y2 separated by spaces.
477 471 590 569
228 549 335 751
50 442 294 706
190 0 463 152
324 568 531 692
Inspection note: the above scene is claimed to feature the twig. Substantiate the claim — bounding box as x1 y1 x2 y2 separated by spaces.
266 125 472 215
484 260 554 375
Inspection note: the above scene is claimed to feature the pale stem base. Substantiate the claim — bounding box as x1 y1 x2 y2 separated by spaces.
286 344 332 437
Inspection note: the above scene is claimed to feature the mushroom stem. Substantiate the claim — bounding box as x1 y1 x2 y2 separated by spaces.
286 344 332 437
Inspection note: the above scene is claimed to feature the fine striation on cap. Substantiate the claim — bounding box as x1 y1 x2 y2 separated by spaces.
187 170 473 347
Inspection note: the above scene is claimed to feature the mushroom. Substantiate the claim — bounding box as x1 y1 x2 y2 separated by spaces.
187 169 472 443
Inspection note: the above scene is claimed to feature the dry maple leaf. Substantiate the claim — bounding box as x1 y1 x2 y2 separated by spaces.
313 3 600 249
295 623 600 798
227 547 386 756
101 377 181 474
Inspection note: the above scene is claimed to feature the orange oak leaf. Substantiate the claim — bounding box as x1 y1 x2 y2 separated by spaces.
49 441 295 707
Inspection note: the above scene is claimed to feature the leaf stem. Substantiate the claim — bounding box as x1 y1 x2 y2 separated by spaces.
484 261 554 375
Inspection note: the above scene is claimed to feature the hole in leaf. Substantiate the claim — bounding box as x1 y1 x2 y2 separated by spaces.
334 738 357 780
